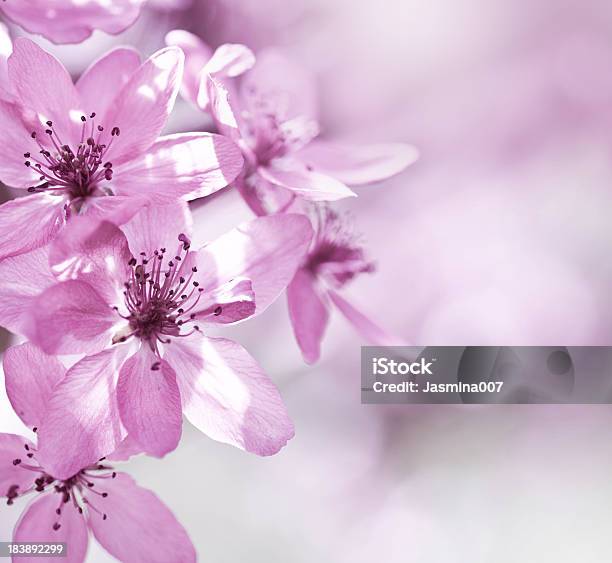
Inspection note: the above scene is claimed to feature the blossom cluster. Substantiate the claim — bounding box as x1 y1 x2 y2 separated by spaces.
0 3 416 561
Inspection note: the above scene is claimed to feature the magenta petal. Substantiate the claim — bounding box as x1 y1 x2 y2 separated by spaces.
207 76 243 141
49 217 131 305
1 0 145 45
27 280 115 356
112 132 244 202
0 246 56 336
194 214 313 315
192 277 256 324
76 47 141 119
205 43 255 78
166 335 294 455
8 38 82 143
13 494 88 562
0 194 64 261
295 141 419 185
328 290 406 346
107 435 144 462
37 346 130 481
102 47 184 166
0 100 45 188
0 433 37 497
120 201 192 258
83 194 148 226
88 472 196 563
165 29 212 106
3 343 66 428
258 162 357 201
196 43 255 109
287 269 330 364
117 349 182 458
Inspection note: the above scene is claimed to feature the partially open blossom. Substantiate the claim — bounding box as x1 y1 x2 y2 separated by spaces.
0 38 244 261
0 0 146 45
288 206 402 363
2 342 195 563
166 31 418 213
13 203 312 479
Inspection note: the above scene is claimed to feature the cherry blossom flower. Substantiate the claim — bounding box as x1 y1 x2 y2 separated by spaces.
288 206 402 363
0 0 146 45
166 31 418 213
1 342 195 563
11 203 312 479
0 38 244 261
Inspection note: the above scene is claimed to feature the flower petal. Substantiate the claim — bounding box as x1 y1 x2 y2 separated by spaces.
287 269 330 364
0 99 48 188
0 433 37 498
165 335 294 455
206 75 242 141
3 343 66 428
191 277 256 324
120 200 192 258
8 38 82 143
1 0 145 45
82 194 147 225
88 472 196 563
165 29 212 106
112 132 244 202
258 162 356 201
117 348 182 458
49 217 131 305
0 23 11 92
101 46 184 166
13 493 89 562
194 214 313 314
0 194 64 261
197 43 255 109
76 47 142 118
107 434 143 462
0 246 56 336
207 44 255 78
37 346 130 481
26 280 116 356
327 289 406 346
295 141 419 185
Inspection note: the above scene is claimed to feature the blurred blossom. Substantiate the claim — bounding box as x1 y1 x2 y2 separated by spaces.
0 0 146 45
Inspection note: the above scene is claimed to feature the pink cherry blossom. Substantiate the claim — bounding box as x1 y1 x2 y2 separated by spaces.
2 342 195 563
288 206 403 363
11 203 312 479
0 38 244 261
0 0 146 45
166 31 418 213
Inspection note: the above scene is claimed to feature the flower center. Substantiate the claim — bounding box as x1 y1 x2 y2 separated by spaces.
113 234 222 355
24 113 120 210
242 87 318 166
306 207 375 287
6 438 114 530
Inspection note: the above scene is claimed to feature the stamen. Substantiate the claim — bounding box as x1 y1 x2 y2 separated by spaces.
112 235 209 354
24 113 119 206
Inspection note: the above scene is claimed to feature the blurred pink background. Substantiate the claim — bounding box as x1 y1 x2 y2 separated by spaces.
2 1 612 561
